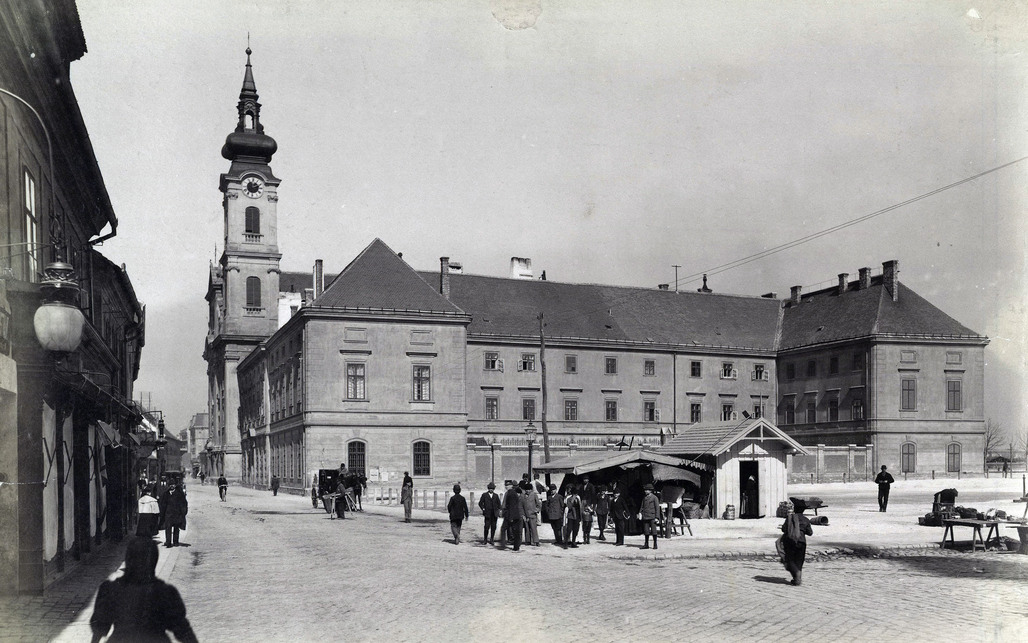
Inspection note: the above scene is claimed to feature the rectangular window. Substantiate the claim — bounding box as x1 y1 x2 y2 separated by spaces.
829 356 839 374
519 353 536 372
413 441 431 476
484 352 499 370
806 402 816 423
605 357 618 375
852 399 864 420
901 379 916 411
564 399 578 421
522 398 536 421
785 363 795 380
485 396 499 420
901 443 916 473
828 398 839 421
752 403 763 419
245 206 261 234
721 404 734 421
785 401 795 424
946 380 962 411
690 403 701 423
644 401 657 422
690 361 701 377
345 363 365 400
605 400 618 422
643 360 655 376
565 355 577 374
23 170 39 279
852 352 864 371
721 363 735 379
412 365 431 401
806 360 816 377
752 364 766 381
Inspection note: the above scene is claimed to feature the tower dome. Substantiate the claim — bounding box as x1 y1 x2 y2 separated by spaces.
221 47 277 162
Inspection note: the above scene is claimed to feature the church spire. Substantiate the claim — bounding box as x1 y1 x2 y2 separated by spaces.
221 45 277 162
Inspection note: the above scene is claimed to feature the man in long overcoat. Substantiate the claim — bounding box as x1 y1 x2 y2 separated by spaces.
162 484 188 547
478 482 502 544
500 483 524 551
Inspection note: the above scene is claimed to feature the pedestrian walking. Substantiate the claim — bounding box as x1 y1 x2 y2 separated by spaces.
401 478 413 523
136 486 160 538
160 484 188 547
311 475 320 509
640 484 660 550
563 485 582 548
198 471 206 486
478 482 502 544
543 484 565 546
502 484 525 552
611 488 630 546
1002 461 1009 478
874 465 895 512
594 485 610 541
270 474 280 496
447 484 469 544
89 536 198 643
217 474 227 501
781 501 814 585
332 478 347 519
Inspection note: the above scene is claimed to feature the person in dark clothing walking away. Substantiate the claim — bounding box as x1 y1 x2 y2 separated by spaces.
90 536 198 643
874 465 895 512
217 475 228 501
544 484 565 546
478 481 502 544
270 474 280 496
611 488 631 546
447 484 469 544
781 501 814 585
161 484 188 547
401 478 413 522
640 484 661 549
563 485 582 548
500 482 524 551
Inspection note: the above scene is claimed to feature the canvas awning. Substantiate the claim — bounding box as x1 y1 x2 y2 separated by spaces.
96 421 119 447
534 450 708 486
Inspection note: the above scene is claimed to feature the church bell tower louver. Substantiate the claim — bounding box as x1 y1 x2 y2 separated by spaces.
204 47 282 480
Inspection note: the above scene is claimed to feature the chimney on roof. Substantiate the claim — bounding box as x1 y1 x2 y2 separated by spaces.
858 267 871 290
540 270 546 281
838 273 848 295
510 257 533 280
658 283 669 291
313 259 324 298
439 257 451 300
303 288 314 307
790 285 802 305
697 274 712 293
882 259 899 302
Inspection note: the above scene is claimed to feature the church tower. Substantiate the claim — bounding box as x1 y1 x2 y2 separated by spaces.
204 47 281 480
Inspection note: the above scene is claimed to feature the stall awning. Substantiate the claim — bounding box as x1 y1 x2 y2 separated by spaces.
534 450 710 481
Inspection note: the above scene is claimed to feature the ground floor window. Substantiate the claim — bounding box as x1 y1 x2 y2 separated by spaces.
348 440 366 476
946 443 961 473
901 442 916 473
413 440 431 476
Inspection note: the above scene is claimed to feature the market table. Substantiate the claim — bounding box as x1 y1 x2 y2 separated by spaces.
940 518 1000 551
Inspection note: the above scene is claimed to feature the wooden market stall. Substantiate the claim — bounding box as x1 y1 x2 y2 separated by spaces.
660 418 810 519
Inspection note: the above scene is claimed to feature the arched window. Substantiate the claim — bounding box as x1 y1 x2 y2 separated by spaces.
244 112 255 130
245 206 260 234
901 442 916 473
946 443 961 473
348 441 366 476
412 440 431 477
246 277 261 308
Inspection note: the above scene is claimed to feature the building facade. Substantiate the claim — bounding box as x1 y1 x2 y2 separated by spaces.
1 0 146 593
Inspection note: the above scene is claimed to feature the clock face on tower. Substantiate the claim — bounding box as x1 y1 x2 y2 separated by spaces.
243 176 264 198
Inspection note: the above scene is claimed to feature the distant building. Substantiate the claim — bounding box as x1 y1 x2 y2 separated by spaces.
186 412 209 474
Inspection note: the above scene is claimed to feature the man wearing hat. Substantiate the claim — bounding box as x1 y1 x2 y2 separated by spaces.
520 480 542 546
478 482 502 544
544 484 565 546
640 483 661 550
874 464 895 512
500 481 525 551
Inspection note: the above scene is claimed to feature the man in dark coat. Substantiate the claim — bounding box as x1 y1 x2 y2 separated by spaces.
543 484 565 546
782 503 814 585
500 482 524 551
270 474 280 496
217 475 227 501
563 485 582 548
478 482 502 544
446 484 470 544
161 484 188 547
640 483 661 550
611 488 631 546
874 465 895 512
594 485 610 541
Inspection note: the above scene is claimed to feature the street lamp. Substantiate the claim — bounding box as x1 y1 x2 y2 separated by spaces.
524 421 537 479
490 440 501 484
33 262 85 355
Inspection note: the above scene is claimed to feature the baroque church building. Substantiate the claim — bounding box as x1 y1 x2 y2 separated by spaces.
205 53 989 500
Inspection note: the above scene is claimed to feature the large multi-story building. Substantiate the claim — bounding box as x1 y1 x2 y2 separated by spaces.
1 0 146 593
211 53 988 493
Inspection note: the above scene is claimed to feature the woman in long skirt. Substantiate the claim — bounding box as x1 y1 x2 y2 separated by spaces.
781 503 814 585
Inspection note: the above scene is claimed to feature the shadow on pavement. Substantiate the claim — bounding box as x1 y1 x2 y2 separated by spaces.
753 575 791 585
889 554 1028 581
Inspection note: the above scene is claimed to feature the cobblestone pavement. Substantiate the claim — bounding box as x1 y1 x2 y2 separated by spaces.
5 482 1026 642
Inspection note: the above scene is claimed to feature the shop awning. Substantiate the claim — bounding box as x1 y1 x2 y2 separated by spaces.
96 421 119 447
534 450 709 485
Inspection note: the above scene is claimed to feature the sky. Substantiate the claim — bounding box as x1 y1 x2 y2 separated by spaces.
70 1 1027 440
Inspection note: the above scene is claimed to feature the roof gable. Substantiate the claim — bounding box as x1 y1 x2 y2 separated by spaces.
660 418 810 457
315 239 464 315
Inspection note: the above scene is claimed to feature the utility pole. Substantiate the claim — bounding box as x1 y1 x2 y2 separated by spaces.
672 265 681 292
538 313 551 465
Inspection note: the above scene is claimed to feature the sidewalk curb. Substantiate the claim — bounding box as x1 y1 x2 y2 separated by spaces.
607 543 958 562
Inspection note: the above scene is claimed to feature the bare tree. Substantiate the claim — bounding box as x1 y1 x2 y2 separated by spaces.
983 418 1003 464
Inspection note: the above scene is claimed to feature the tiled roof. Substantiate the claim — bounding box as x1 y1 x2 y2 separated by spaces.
315 239 465 315
416 272 781 350
780 278 984 350
660 418 809 456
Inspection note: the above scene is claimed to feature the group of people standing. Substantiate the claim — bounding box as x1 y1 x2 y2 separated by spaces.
136 477 189 548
